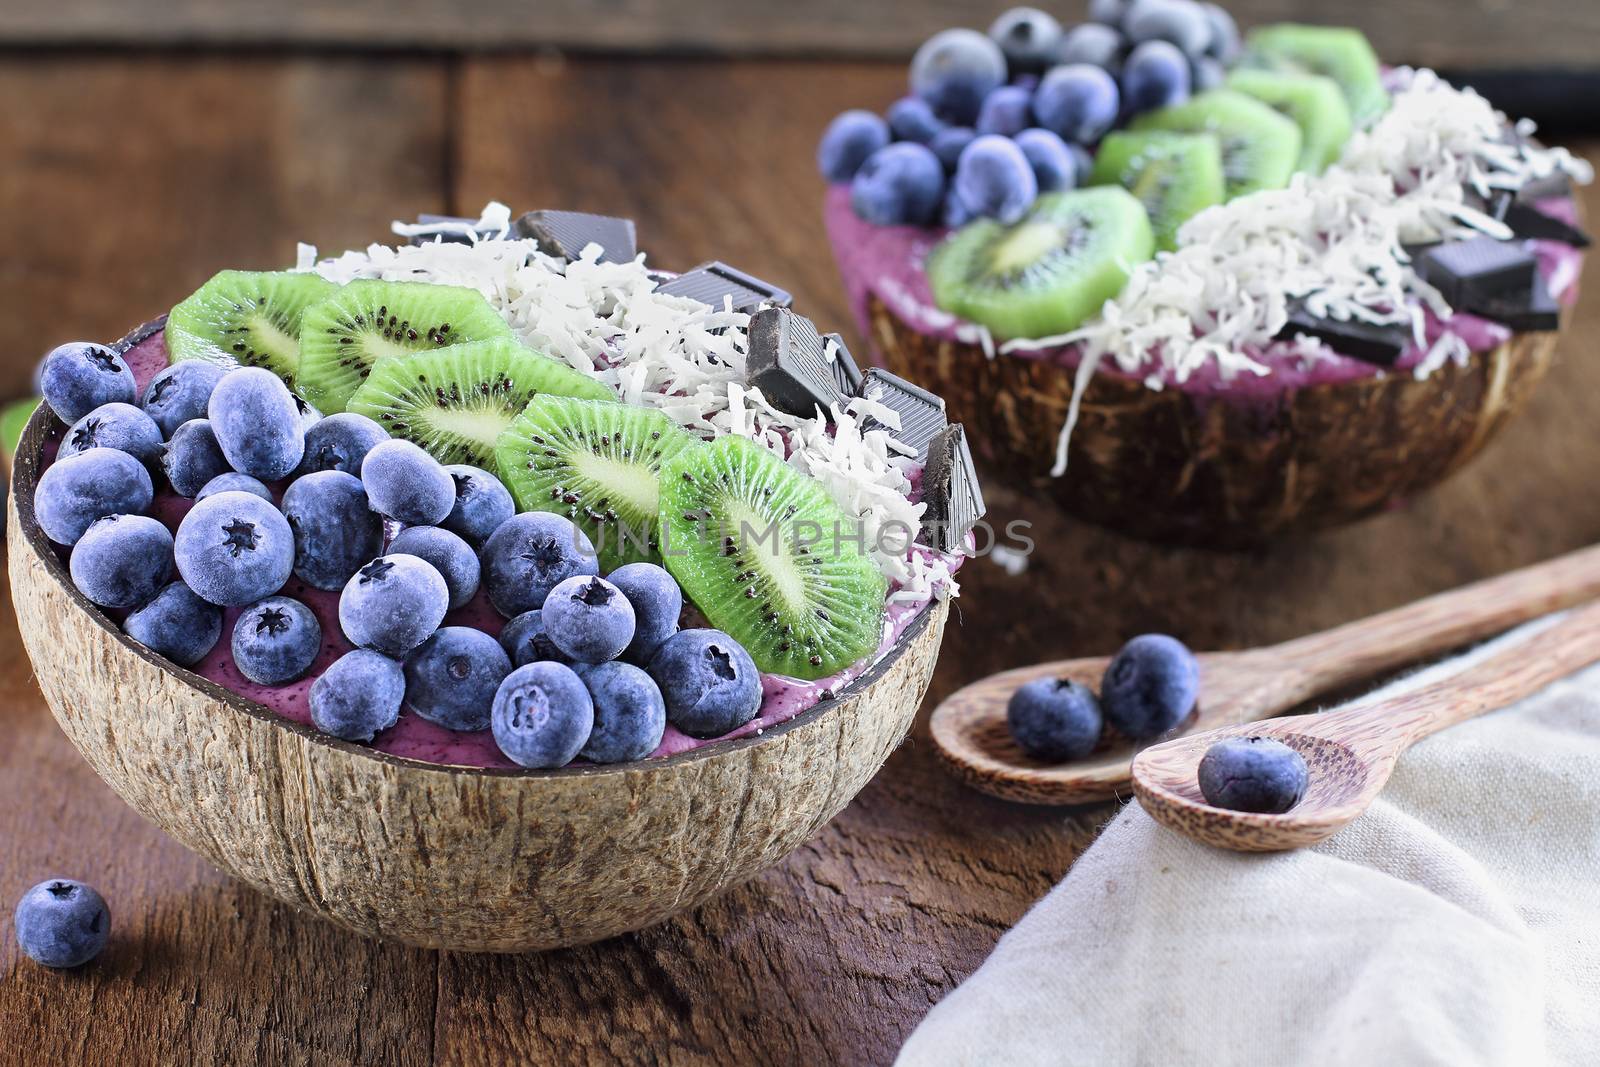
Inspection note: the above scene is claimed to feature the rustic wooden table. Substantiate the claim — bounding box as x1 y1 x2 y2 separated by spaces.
1 54 1597 1066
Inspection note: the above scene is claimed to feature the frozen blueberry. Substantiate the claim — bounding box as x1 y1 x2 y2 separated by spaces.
141 360 227 439
818 109 892 182
69 514 173 608
14 878 109 968
360 438 455 525
231 595 321 686
388 525 479 610
954 135 1038 224
173 490 295 607
886 95 948 145
1121 39 1192 114
579 661 667 764
648 629 762 739
1101 633 1200 739
1056 22 1124 71
929 125 978 172
59 403 162 466
207 367 305 481
987 7 1064 75
975 85 1035 138
1124 0 1211 58
294 411 388 478
281 470 383 591
162 419 231 498
942 190 976 228
851 143 946 227
1034 64 1120 143
910 28 1008 125
403 626 512 732
480 511 599 619
1089 0 1129 23
1199 1 1239 62
1192 56 1226 92
607 562 682 666
122 581 222 667
309 649 404 742
35 446 153 546
542 575 635 664
498 609 572 668
439 464 515 546
1197 736 1308 813
1066 143 1095 186
338 553 449 657
1014 128 1079 193
197 472 273 503
490 661 594 769
1007 677 1103 761
39 342 135 424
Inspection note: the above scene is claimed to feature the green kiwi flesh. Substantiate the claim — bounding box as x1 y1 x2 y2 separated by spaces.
296 278 513 413
1227 69 1353 174
495 395 699 570
658 435 888 679
1242 24 1388 129
1090 132 1226 251
1131 90 1303 202
348 337 615 470
165 270 337 387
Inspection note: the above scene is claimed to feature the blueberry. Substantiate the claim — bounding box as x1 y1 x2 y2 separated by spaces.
338 553 449 657
987 7 1063 76
141 360 227 439
388 525 480 609
543 575 636 664
281 470 383 591
1034 64 1120 143
1088 0 1130 26
1192 56 1225 92
173 490 295 607
440 464 514 546
1056 22 1125 72
197 472 273 503
490 661 594 768
975 85 1034 138
162 418 231 497
1197 736 1308 813
59 403 163 467
852 143 946 227
910 28 1008 125
231 595 321 686
1124 0 1211 58
1121 39 1192 114
309 649 404 742
579 661 667 764
39 342 135 424
1067 143 1095 185
122 581 222 667
361 438 454 525
1101 633 1200 739
205 368 305 481
35 446 153 545
648 629 762 739
1014 128 1079 193
499 609 572 667
13 879 109 968
954 135 1038 224
1007 677 1102 761
817 109 892 182
607 562 682 666
928 126 978 172
886 96 947 145
479 512 599 618
1199 2 1239 62
942 189 976 229
403 625 512 732
69 514 173 608
294 411 388 478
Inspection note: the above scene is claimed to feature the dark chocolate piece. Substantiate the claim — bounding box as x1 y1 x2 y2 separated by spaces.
406 214 505 246
1472 273 1561 332
1417 237 1538 308
1515 170 1573 204
1276 309 1410 367
822 332 864 397
654 261 793 312
855 367 948 461
1500 199 1591 248
746 308 843 418
513 209 638 264
920 424 985 552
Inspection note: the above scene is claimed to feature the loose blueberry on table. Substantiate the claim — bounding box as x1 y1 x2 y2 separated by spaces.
13 878 110 968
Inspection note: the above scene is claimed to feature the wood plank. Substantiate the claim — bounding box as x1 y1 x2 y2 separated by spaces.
1 2 1597 70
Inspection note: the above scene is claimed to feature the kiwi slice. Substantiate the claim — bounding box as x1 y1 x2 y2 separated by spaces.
1227 69 1353 174
926 187 1155 341
348 337 615 470
296 279 513 413
1242 24 1387 129
658 435 887 679
495 395 699 571
1131 90 1303 202
1090 132 1226 252
165 270 336 386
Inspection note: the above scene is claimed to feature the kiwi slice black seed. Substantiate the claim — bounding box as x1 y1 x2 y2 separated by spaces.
1131 90 1302 201
165 270 337 387
657 435 887 680
295 279 513 413
1090 131 1226 251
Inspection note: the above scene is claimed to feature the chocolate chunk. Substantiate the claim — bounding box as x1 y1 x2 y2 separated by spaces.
1515 170 1573 204
1417 237 1538 308
746 308 844 418
855 368 948 461
514 209 638 264
1472 273 1561 332
1276 309 1410 367
822 333 864 397
921 424 985 553
654 261 792 312
406 214 506 246
1499 199 1591 248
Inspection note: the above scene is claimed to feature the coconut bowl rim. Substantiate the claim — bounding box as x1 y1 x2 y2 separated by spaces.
10 315 938 783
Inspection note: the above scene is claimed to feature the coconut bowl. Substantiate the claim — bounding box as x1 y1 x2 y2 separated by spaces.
6 342 948 953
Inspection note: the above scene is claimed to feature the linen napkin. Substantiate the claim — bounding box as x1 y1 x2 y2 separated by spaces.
898 623 1600 1067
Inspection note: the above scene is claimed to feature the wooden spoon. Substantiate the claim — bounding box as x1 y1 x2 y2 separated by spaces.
1132 597 1600 851
930 544 1600 805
